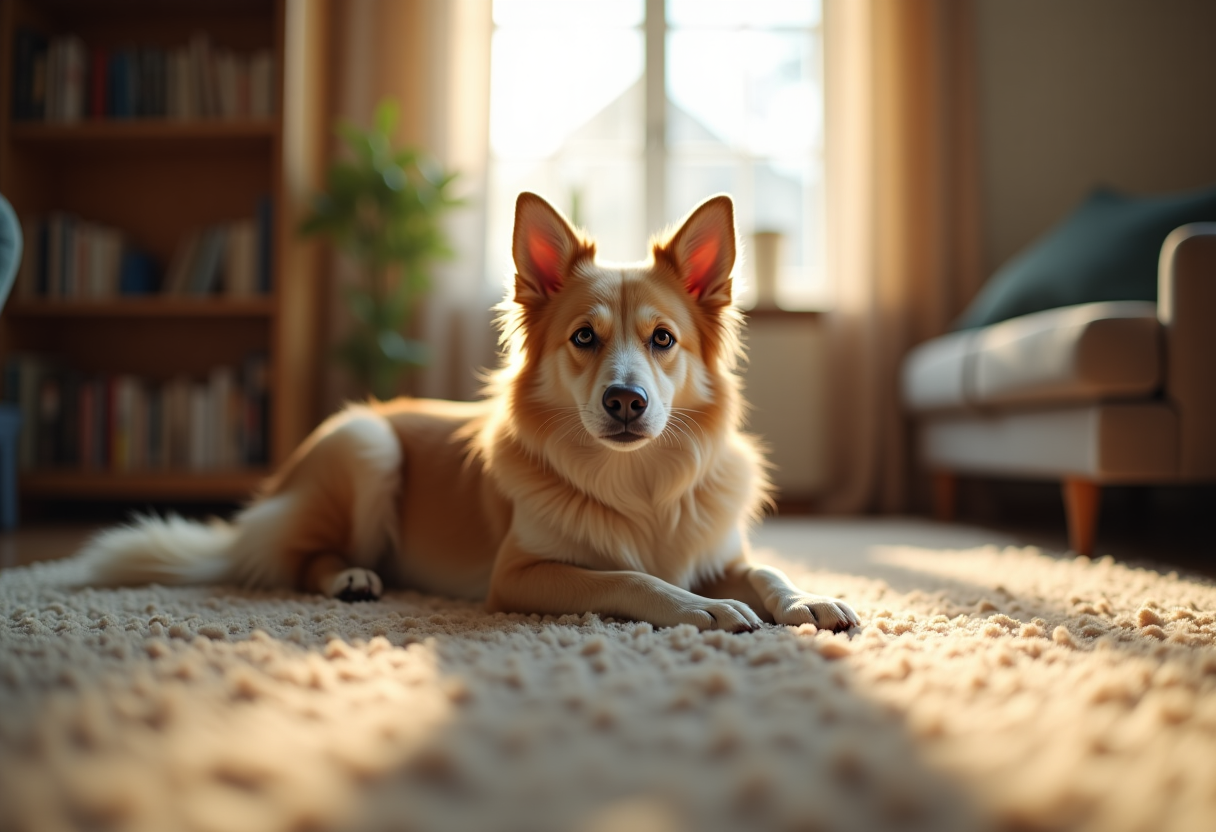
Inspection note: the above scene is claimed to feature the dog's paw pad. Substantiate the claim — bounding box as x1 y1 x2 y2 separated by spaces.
329 568 383 602
776 595 859 632
685 599 765 633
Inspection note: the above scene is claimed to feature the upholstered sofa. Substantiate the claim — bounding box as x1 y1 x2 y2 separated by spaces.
901 223 1216 555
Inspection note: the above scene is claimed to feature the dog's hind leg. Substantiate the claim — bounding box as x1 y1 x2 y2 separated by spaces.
229 405 402 601
300 552 384 601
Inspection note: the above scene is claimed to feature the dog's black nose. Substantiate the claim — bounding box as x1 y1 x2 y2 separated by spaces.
602 384 648 423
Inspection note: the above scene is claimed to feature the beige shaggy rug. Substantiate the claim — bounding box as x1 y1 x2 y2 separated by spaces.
2 518 1215 832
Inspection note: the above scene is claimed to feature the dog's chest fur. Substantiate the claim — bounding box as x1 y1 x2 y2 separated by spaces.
486 420 762 589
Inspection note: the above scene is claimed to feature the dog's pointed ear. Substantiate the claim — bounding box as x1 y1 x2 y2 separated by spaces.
512 192 584 305
658 194 737 307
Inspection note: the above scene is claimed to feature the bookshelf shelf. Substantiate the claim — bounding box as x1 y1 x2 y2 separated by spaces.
21 469 269 500
11 119 279 145
8 298 276 319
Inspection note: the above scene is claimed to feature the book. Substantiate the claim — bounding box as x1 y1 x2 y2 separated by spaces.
249 50 274 118
46 214 63 299
12 28 49 120
17 219 39 300
13 355 44 469
59 35 87 122
58 371 82 467
164 229 203 295
36 371 62 467
242 353 269 466
223 219 258 296
188 381 209 470
89 46 107 119
256 196 273 293
118 249 158 296
188 226 227 295
209 365 236 468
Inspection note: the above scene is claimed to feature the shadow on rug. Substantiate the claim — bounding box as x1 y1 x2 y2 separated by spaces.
2 538 1214 832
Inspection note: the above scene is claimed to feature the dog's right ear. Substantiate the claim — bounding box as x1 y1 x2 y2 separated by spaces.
512 192 584 305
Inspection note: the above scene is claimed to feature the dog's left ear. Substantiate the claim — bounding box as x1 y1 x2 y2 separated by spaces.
658 194 737 307
512 192 585 306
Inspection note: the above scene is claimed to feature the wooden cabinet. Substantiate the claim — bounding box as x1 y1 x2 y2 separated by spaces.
0 0 330 505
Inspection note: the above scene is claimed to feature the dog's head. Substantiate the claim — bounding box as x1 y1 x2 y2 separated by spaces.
502 191 743 454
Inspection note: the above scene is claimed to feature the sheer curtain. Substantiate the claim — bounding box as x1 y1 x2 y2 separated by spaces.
323 0 497 412
820 0 983 513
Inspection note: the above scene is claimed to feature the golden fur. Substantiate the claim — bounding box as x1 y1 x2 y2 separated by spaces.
75 193 859 632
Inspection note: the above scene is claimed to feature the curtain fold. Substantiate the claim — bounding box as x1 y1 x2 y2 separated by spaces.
322 0 496 412
821 0 983 514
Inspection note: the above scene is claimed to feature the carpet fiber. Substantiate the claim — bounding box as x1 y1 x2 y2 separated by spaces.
2 519 1214 832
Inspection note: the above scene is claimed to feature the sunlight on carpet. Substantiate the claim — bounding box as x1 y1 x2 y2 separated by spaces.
1 526 1214 832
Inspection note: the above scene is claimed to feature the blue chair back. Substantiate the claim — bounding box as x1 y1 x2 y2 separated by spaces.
0 194 21 312
0 195 22 528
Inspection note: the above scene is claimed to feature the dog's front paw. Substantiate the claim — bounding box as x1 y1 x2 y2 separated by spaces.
773 594 859 632
327 567 383 602
679 598 765 633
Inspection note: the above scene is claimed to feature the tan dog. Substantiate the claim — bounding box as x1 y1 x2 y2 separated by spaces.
77 193 859 633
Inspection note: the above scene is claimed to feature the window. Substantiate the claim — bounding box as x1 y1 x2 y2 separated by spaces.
488 0 825 309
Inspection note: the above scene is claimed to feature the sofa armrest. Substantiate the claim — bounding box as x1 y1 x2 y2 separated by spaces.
1158 223 1216 478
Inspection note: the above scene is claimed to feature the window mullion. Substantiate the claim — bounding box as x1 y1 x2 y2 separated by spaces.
644 0 666 236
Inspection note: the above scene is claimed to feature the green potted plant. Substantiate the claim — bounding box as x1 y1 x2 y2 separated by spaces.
300 99 462 400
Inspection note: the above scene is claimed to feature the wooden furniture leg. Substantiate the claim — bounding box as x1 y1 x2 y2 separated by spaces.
932 472 957 522
1062 478 1101 556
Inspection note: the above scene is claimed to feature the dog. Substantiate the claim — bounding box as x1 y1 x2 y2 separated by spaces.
75 192 859 633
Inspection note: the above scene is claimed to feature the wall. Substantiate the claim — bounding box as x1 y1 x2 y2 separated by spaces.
975 0 1216 275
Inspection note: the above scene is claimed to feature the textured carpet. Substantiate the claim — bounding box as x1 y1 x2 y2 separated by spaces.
2 519 1215 832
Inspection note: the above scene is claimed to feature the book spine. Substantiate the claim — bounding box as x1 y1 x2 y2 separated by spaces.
17 217 39 299
36 371 61 468
61 36 86 122
90 46 107 119
189 381 208 470
17 356 42 470
79 380 94 470
59 372 81 467
256 196 273 293
45 40 60 122
243 353 269 466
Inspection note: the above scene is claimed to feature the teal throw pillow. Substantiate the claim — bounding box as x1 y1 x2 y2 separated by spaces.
954 183 1216 330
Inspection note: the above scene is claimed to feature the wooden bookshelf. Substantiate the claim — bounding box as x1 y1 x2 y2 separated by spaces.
0 0 331 506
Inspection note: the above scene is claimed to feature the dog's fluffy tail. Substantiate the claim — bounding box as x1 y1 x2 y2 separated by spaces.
74 513 241 587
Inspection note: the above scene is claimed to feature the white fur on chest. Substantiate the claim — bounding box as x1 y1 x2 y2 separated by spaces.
510 445 755 589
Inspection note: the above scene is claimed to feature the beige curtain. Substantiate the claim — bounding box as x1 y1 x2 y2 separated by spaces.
820 0 984 514
322 0 496 412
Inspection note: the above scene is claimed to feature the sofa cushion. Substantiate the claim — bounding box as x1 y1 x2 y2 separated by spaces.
903 301 1161 412
971 301 1161 406
901 330 976 411
918 403 1179 482
954 183 1216 330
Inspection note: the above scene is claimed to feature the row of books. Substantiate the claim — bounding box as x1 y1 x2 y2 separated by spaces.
18 215 154 299
3 354 270 473
11 30 275 122
17 199 273 300
165 199 274 297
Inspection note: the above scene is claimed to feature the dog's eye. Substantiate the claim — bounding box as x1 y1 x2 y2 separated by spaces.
571 327 596 348
651 328 676 350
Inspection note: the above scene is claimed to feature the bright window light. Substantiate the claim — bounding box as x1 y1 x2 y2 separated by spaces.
488 0 826 309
